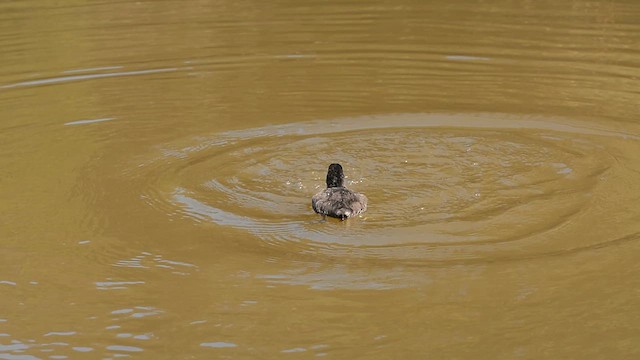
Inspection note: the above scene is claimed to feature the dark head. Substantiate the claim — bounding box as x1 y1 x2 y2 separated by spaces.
326 163 344 188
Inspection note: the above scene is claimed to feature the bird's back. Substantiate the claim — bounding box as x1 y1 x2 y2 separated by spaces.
312 187 368 220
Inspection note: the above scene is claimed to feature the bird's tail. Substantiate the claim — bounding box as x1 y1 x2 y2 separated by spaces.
336 209 352 220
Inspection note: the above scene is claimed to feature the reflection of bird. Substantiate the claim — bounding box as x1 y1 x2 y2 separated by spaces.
312 163 368 220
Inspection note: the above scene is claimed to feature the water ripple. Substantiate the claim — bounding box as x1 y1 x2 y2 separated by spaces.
128 113 640 263
1 67 180 90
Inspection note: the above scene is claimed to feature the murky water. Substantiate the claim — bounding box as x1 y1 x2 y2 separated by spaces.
2 0 640 358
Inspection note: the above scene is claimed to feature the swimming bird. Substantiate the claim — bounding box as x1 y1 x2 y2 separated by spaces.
312 163 367 220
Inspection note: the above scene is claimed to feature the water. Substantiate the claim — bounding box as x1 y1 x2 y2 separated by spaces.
1 0 640 358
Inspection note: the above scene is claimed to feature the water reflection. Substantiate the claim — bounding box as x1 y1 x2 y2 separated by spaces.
112 251 197 275
64 117 115 126
200 342 238 348
95 281 145 291
1 68 181 90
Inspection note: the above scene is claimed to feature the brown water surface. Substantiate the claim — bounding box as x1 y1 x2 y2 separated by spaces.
2 0 640 358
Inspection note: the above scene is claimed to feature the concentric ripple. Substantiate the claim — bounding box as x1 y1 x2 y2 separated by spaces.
131 113 640 263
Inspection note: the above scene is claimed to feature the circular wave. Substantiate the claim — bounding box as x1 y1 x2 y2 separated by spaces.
130 113 640 263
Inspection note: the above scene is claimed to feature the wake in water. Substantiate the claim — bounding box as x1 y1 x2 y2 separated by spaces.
129 113 640 264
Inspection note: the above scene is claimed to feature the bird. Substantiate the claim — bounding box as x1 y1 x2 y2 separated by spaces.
312 163 367 220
